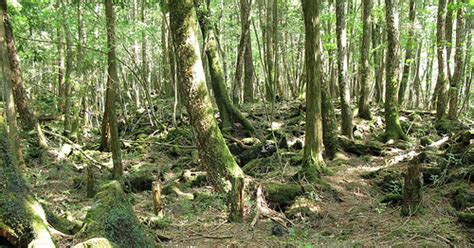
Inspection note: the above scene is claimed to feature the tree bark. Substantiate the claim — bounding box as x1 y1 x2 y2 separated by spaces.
384 0 406 141
1 0 48 149
336 0 353 139
104 0 123 179
194 0 254 133
170 0 245 221
358 0 372 120
0 5 23 169
398 0 416 107
447 0 465 119
299 0 325 181
435 0 449 121
0 116 55 248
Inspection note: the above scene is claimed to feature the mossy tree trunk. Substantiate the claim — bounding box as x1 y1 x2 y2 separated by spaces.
0 116 55 248
398 0 416 107
78 181 155 247
0 5 23 169
194 0 254 133
435 0 449 121
170 0 245 221
63 8 73 137
335 0 353 139
104 0 123 179
1 1 48 150
383 0 406 141
357 0 372 120
447 0 465 119
299 0 325 181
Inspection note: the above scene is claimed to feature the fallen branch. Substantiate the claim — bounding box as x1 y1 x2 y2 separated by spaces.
121 139 196 149
43 130 106 169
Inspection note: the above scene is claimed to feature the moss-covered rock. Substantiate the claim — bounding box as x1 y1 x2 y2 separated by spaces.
77 181 156 247
263 183 305 210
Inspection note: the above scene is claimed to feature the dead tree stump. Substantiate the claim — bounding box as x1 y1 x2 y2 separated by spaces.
152 181 163 217
402 163 423 216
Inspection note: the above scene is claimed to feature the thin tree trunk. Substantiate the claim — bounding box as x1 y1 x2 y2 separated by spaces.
104 0 123 179
398 0 416 107
435 0 449 121
358 0 373 120
447 0 465 119
336 0 353 139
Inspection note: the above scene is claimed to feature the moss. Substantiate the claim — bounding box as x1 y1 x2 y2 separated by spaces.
457 212 474 226
73 238 116 248
263 183 305 210
78 181 155 248
381 193 403 205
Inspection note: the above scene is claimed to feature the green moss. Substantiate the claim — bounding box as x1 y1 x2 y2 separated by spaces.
457 212 474 226
263 183 305 209
73 238 116 248
79 181 155 248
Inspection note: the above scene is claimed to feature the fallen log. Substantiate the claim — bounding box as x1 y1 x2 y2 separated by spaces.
0 117 55 247
76 181 156 247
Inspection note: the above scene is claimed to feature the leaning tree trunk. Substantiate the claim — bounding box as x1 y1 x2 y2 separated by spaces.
194 0 254 133
298 0 325 182
357 0 373 120
383 0 406 141
170 0 245 222
335 0 353 139
435 0 449 121
1 1 48 150
0 116 55 248
447 0 465 119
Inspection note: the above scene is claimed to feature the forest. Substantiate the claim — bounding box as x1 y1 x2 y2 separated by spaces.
0 0 473 246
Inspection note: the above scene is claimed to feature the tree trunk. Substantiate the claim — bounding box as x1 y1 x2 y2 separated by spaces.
336 0 353 139
445 0 454 82
243 2 255 103
0 116 55 248
63 7 73 136
233 0 253 105
357 0 372 120
104 0 123 179
435 0 449 121
170 0 245 221
447 0 465 119
1 1 48 149
384 0 405 141
398 0 416 107
194 0 254 133
299 0 325 181
0 5 23 169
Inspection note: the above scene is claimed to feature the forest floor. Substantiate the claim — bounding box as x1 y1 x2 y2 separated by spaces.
25 100 473 247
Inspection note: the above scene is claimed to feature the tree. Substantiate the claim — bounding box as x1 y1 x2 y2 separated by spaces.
194 0 254 133
398 0 416 107
170 0 245 221
336 0 353 139
243 0 255 103
0 116 55 248
358 0 373 120
232 0 253 105
435 0 449 121
299 0 325 181
448 0 465 119
0 3 23 169
383 0 406 141
1 0 48 149
104 0 123 179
